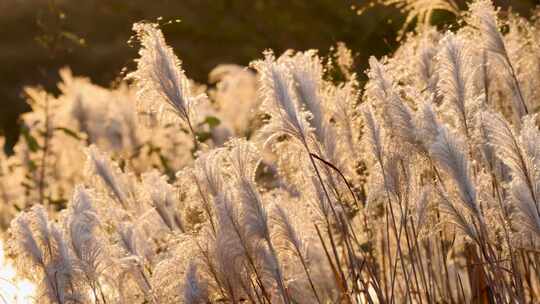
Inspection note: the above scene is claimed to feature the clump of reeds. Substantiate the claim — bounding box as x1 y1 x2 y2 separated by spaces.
2 1 540 303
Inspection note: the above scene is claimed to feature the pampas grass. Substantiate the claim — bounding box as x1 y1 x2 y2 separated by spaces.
2 1 540 303
127 23 205 134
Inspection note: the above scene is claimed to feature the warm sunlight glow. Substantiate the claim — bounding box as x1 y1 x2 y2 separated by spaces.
0 1 539 302
0 240 36 304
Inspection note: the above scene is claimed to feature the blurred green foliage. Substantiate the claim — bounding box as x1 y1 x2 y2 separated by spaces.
0 0 536 154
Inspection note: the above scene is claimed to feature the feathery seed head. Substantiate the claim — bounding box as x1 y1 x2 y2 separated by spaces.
127 22 206 130
252 51 313 147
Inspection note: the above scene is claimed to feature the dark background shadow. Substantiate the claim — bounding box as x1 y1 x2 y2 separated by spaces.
1 0 536 154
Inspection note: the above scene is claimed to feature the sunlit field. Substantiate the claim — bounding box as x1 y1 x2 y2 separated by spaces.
1 0 539 303
0 242 36 303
